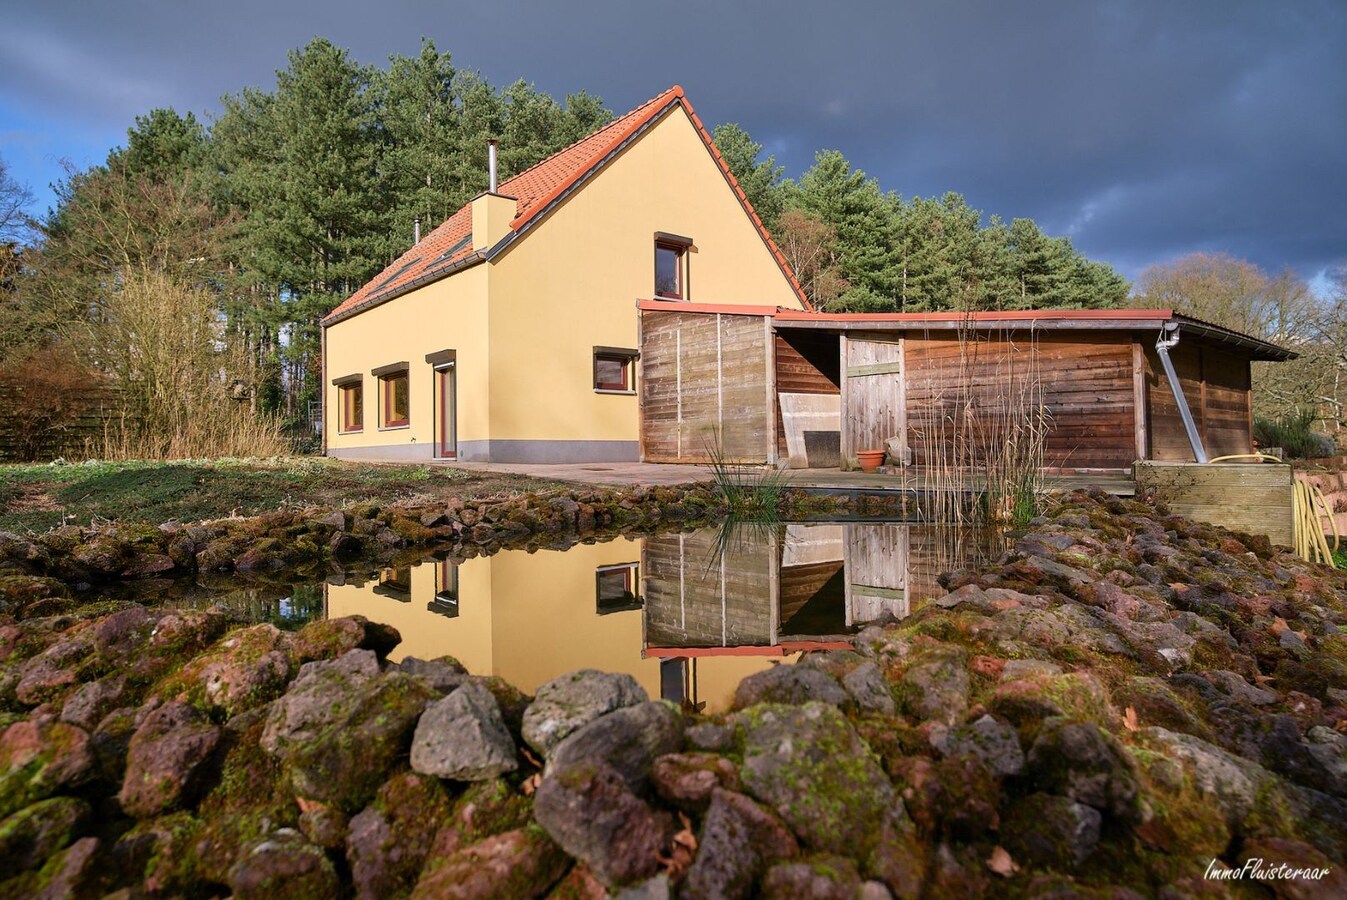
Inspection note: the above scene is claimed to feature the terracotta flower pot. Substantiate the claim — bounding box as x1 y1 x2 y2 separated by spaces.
857 449 887 473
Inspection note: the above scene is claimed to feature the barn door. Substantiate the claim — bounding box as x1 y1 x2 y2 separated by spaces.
843 524 909 625
840 336 905 463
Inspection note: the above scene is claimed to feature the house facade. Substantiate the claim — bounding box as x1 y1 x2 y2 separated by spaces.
321 86 808 463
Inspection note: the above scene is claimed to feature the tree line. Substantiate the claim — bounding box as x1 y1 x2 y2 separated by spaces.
1 35 1335 459
712 126 1129 312
1 38 611 456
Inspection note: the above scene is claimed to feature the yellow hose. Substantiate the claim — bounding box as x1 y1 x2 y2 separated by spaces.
1312 482 1340 553
1207 453 1286 463
1202 453 1337 568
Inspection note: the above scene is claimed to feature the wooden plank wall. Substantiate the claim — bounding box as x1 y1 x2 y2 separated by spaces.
1134 461 1293 546
1143 341 1253 461
903 332 1136 470
774 331 840 458
641 529 777 648
843 524 909 625
640 311 772 463
841 336 904 459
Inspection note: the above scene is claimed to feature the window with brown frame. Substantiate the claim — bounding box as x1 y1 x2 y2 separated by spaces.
429 559 459 617
374 567 411 600
593 347 638 393
381 372 409 428
338 381 363 432
655 240 685 299
596 562 641 614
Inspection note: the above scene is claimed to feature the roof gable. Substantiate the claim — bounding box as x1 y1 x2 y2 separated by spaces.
323 86 807 326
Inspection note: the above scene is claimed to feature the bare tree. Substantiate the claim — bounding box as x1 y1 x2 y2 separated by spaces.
0 155 34 246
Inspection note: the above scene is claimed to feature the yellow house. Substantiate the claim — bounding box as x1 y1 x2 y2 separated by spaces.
321 85 808 462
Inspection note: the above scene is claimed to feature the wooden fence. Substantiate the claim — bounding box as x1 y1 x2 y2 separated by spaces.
0 381 129 462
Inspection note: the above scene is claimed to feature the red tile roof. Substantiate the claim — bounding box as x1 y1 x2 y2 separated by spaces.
324 86 809 326
637 301 1296 361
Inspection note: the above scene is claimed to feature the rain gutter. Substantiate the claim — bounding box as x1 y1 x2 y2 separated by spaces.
1155 321 1208 463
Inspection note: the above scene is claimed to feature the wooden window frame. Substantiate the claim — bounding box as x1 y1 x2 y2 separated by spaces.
596 562 641 615
429 558 459 617
654 235 690 301
332 374 363 433
374 566 411 601
593 346 638 394
374 364 410 430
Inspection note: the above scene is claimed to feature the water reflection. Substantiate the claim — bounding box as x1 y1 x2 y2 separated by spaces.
319 521 996 713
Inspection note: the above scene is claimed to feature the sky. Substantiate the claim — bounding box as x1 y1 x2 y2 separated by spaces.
2 0 1344 290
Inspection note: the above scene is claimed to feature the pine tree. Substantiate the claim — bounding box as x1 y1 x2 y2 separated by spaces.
795 150 898 305
711 123 785 231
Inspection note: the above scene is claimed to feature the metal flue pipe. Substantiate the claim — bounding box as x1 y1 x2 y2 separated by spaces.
488 139 499 193
1155 321 1208 463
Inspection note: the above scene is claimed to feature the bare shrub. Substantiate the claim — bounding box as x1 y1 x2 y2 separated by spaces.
80 268 286 460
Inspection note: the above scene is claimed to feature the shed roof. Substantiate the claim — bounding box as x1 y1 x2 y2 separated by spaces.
323 86 808 326
636 300 1297 361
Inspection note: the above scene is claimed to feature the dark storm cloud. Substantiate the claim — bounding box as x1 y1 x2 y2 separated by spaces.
2 0 1343 284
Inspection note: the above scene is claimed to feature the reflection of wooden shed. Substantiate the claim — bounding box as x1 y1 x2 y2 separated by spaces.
637 302 1294 472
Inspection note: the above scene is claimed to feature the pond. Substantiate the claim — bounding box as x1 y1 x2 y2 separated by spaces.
104 520 1004 713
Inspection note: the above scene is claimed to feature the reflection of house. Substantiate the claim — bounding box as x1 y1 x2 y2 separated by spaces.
323 536 773 712
321 86 807 462
640 523 938 653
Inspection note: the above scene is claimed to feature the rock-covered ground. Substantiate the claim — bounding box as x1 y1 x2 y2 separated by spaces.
2 489 1347 897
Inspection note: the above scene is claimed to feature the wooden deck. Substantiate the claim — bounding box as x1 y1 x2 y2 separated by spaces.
402 458 1135 496
786 468 1135 497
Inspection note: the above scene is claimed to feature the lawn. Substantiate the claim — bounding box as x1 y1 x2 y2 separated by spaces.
0 457 569 533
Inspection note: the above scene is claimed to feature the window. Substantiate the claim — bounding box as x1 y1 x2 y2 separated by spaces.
339 382 363 432
374 567 411 600
596 562 641 614
593 347 638 393
332 374 363 432
428 559 459 617
655 241 685 299
372 363 409 428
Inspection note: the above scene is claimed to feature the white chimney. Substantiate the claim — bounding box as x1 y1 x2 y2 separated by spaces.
488 139 499 193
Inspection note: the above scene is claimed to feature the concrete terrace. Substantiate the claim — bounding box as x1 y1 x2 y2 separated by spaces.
430 459 1136 495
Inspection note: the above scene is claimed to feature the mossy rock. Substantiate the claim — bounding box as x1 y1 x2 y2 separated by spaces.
0 577 69 618
283 672 437 813
735 702 901 860
1130 747 1231 858
193 710 299 883
1112 677 1212 740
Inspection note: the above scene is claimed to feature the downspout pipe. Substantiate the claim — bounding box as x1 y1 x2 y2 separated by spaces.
1155 321 1208 463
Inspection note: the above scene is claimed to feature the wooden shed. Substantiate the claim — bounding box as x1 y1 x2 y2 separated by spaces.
637 302 1294 473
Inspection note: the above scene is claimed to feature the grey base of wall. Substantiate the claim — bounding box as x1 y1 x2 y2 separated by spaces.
328 440 640 464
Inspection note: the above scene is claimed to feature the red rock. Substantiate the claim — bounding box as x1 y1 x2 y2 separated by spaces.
1239 836 1347 900
970 656 1005 679
548 864 607 899
682 788 799 899
411 828 570 899
228 834 340 900
1283 692 1324 732
0 718 94 817
118 701 222 819
651 752 741 814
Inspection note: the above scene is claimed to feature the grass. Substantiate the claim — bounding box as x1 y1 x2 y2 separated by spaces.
0 457 569 533
910 321 1049 531
704 436 791 520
